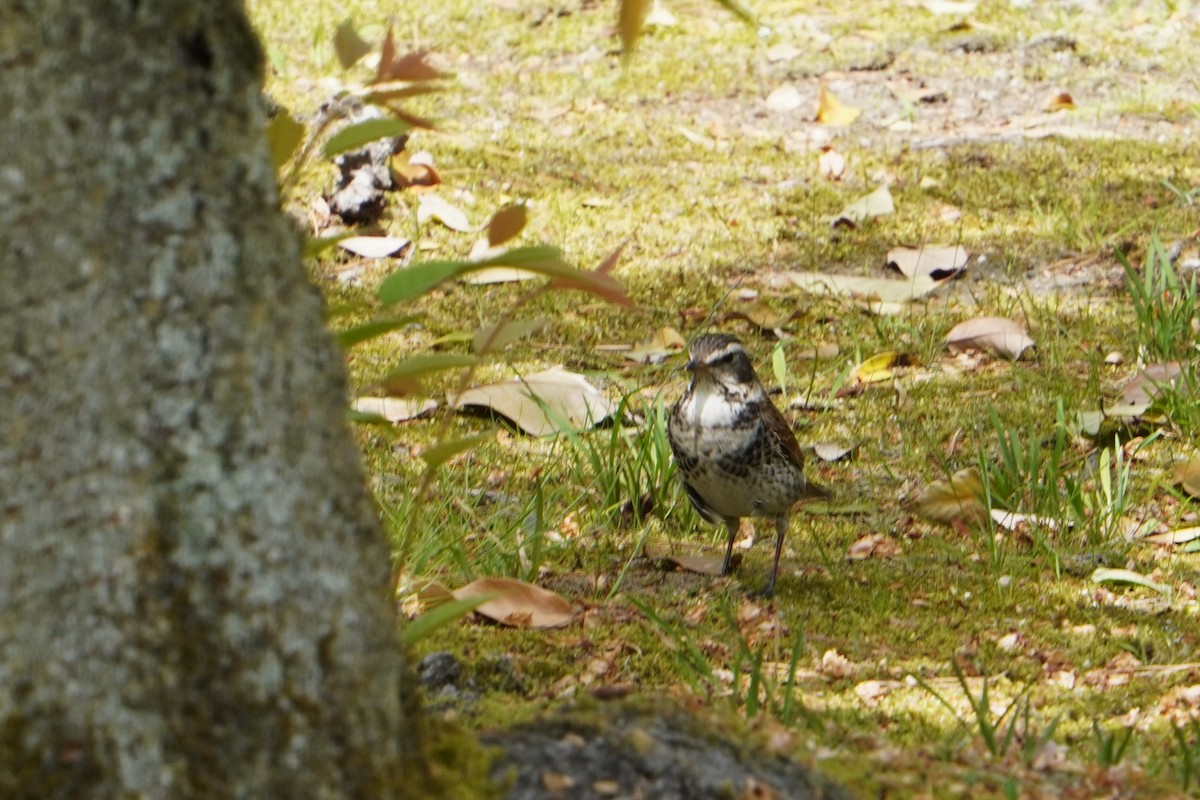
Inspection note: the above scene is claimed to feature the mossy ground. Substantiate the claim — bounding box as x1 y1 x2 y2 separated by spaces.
250 0 1200 796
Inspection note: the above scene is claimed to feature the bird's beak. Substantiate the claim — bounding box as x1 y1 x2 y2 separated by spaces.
684 358 697 372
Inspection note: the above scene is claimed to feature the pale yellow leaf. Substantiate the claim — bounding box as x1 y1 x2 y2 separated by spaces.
765 84 804 113
816 84 862 126
1173 457 1200 498
352 396 437 423
624 326 686 364
338 236 411 259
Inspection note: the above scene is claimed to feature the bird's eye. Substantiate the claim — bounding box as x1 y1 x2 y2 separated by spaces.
711 352 735 366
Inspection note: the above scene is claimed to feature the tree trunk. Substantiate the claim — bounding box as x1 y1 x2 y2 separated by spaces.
0 2 417 797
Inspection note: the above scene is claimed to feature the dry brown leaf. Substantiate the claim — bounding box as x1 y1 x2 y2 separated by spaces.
765 84 804 113
338 236 411 259
1174 457 1200 498
644 539 731 576
724 301 795 334
392 157 442 190
914 468 987 526
945 316 1035 360
451 367 615 435
816 84 862 126
832 184 894 227
417 194 472 231
846 533 900 560
886 245 968 279
352 396 437 422
452 576 573 629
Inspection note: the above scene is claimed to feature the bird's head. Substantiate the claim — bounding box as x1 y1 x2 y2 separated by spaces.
685 333 758 390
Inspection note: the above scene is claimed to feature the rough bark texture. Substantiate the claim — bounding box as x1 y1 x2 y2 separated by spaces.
0 2 416 798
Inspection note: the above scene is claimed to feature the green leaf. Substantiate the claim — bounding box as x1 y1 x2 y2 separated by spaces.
304 233 353 258
265 112 305 170
472 317 546 355
387 353 481 381
421 432 494 468
711 0 756 24
377 259 469 304
348 409 390 425
323 117 410 158
1091 567 1172 596
333 19 372 69
400 594 494 646
336 315 422 349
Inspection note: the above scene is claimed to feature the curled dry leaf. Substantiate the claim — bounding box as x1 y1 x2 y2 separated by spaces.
886 245 968 279
337 235 411 259
1044 91 1075 111
392 159 442 190
914 468 987 526
1104 362 1184 419
945 316 1035 360
352 396 437 423
831 184 894 227
816 84 862 126
452 576 573 629
451 367 616 435
417 194 472 231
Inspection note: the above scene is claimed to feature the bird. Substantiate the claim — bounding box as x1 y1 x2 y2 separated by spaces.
667 333 811 597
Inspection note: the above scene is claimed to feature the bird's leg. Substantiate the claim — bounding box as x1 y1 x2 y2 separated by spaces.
719 518 739 576
760 514 790 598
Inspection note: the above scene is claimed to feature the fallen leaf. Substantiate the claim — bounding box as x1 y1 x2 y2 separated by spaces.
1091 567 1171 596
989 509 1070 532
766 84 804 113
724 301 794 334
818 148 846 181
812 442 856 462
1044 91 1075 111
816 84 862 126
392 158 442 190
850 351 917 384
945 316 1035 360
451 367 616 435
921 0 976 13
886 245 968 279
644 539 729 576
854 679 899 705
463 267 540 284
1121 362 1184 406
831 184 894 227
625 326 686 364
453 577 573 628
1144 527 1200 546
352 396 437 423
846 533 900 560
771 270 945 305
417 194 472 231
914 468 987 526
337 235 411 259
766 43 802 62
1174 457 1200 498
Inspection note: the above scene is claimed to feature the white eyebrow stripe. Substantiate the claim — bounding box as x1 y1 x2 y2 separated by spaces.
702 343 744 363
